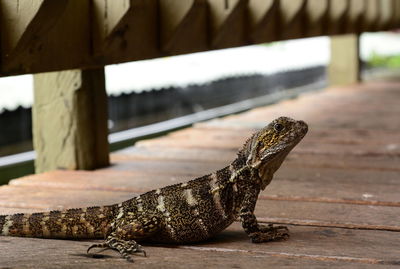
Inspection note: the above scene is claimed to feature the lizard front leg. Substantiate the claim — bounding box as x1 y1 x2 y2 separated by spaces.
88 215 161 262
239 189 289 243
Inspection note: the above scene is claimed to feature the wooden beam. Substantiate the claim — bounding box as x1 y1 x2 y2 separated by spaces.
279 0 307 39
377 0 393 30
248 0 280 43
328 0 349 35
364 0 379 32
388 0 400 29
328 34 360 86
33 68 109 173
91 0 159 65
346 0 366 33
208 0 248 49
0 0 89 76
396 0 400 28
395 0 400 28
0 0 398 77
305 0 329 37
160 0 208 55
0 0 68 74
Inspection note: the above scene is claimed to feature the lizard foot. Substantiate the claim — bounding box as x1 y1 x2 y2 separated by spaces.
87 235 146 262
250 224 289 243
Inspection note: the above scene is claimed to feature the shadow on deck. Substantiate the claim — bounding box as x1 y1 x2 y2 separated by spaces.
1 81 399 268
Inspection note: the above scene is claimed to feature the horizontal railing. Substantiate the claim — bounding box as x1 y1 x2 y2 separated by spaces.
0 0 399 77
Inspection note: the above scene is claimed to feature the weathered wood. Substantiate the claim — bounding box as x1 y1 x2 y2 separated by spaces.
346 0 365 33
0 0 399 76
279 0 307 39
305 0 329 37
328 34 360 86
389 0 400 29
377 0 395 30
32 68 109 173
91 0 159 65
328 0 349 35
0 185 136 210
364 0 379 32
0 0 89 75
8 161 400 205
3 225 399 269
1 79 400 268
160 0 208 54
208 0 248 48
248 0 280 43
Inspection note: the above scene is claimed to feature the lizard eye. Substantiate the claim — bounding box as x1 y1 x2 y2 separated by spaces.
274 123 284 132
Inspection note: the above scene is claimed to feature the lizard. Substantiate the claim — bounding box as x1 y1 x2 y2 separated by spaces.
0 116 308 262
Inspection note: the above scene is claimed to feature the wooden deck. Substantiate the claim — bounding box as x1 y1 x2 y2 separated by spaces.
1 81 400 268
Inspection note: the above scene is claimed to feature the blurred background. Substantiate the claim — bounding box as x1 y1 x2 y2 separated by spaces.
0 32 400 184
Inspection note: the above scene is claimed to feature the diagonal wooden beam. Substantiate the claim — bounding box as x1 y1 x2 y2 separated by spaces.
92 0 159 65
160 0 208 55
248 0 280 43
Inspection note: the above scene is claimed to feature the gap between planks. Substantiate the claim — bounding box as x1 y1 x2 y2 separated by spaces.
256 218 400 232
178 246 391 265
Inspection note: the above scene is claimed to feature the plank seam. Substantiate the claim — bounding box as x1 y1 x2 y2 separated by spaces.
179 246 392 265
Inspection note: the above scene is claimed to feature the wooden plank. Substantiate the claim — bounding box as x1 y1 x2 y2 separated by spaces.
3 226 399 268
0 0 398 76
377 0 394 30
0 0 90 76
33 68 109 173
135 127 400 158
305 0 329 37
208 0 248 49
114 146 400 171
279 0 307 39
199 223 400 263
92 0 160 65
395 0 400 28
248 0 280 43
364 0 379 31
160 0 208 54
346 0 366 33
0 0 68 74
0 207 38 215
0 185 137 210
8 160 400 206
328 0 349 35
254 200 400 231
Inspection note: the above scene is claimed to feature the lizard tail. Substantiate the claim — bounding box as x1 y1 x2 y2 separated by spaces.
0 205 115 239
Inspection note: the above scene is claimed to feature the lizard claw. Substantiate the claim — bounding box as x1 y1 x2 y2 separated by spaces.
87 235 147 262
250 224 290 243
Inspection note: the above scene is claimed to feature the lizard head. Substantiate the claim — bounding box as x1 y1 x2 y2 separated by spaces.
243 116 308 189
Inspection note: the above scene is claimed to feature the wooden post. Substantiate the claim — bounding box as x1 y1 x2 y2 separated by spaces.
328 34 360 86
32 68 109 173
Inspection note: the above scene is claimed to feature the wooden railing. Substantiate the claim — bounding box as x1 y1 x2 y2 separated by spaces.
0 0 399 173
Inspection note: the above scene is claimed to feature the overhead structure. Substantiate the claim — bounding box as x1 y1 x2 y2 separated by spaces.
0 0 398 76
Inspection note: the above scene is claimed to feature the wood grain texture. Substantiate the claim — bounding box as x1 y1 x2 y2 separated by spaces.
92 0 159 65
33 68 109 173
0 0 399 76
160 0 208 54
248 0 280 43
1 81 400 267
